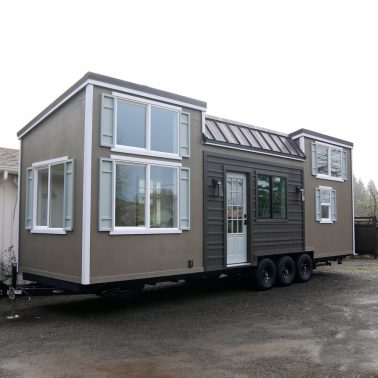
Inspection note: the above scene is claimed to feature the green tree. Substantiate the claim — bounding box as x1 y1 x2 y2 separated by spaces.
354 176 370 217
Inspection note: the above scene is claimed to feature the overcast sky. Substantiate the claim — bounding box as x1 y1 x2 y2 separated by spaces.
1 0 377 185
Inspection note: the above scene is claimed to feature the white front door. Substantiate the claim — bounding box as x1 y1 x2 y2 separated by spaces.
226 172 248 265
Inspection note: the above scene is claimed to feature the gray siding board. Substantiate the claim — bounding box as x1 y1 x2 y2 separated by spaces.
204 151 304 271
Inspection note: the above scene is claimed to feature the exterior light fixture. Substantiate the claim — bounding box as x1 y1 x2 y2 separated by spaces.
296 186 305 202
212 178 223 197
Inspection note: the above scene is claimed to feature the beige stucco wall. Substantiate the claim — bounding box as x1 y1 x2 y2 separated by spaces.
302 137 353 257
19 90 85 283
89 87 204 283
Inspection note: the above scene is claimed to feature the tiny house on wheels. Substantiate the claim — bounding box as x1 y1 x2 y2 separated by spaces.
17 73 354 292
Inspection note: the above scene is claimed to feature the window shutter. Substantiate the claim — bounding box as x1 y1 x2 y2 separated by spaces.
331 190 337 222
25 167 33 230
180 168 190 230
315 188 321 222
101 94 115 147
342 150 347 180
99 158 114 231
311 143 317 176
180 112 190 157
64 159 75 231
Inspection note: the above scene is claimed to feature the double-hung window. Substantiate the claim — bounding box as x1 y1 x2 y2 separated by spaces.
99 156 190 234
312 142 347 181
315 186 337 223
101 93 190 159
25 157 74 234
257 174 287 219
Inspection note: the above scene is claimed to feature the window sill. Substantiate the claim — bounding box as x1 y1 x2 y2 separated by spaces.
110 228 182 235
31 228 67 235
319 220 333 224
316 174 344 182
111 146 182 161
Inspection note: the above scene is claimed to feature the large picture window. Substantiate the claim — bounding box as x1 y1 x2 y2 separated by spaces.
26 157 74 233
114 161 178 232
257 175 287 219
312 142 346 181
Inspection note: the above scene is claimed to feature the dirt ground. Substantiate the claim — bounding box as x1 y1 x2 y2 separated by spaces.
2 257 378 377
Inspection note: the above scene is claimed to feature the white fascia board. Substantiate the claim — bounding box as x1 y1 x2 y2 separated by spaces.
112 91 182 111
291 133 352 150
204 141 305 162
90 80 207 111
18 80 207 140
82 84 93 285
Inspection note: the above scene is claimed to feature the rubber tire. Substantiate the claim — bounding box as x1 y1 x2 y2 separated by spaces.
252 258 276 290
296 254 313 283
276 256 296 286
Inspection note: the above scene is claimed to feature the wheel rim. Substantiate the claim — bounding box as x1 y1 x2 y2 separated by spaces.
281 266 289 280
261 269 272 283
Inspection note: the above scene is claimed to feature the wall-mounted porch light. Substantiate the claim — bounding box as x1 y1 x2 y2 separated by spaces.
212 178 224 197
296 186 305 202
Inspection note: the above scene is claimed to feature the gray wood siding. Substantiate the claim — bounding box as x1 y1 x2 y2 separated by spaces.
204 151 304 271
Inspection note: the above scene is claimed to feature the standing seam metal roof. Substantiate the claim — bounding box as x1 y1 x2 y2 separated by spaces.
204 116 305 159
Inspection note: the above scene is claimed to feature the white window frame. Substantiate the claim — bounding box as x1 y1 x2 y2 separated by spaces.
319 186 332 224
111 92 182 160
31 156 69 234
315 142 344 182
110 155 182 235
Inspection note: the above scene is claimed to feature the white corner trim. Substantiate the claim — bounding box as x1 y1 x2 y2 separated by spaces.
82 84 93 285
299 137 305 154
112 91 182 111
32 156 69 167
202 111 206 134
110 154 182 167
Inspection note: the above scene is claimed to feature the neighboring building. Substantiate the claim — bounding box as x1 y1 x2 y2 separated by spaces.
0 147 19 278
16 73 353 291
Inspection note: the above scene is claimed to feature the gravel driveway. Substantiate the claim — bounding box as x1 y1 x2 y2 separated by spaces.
2 256 378 377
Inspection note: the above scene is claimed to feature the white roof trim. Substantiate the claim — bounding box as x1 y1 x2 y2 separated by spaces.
18 79 207 139
291 132 352 149
204 141 305 162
